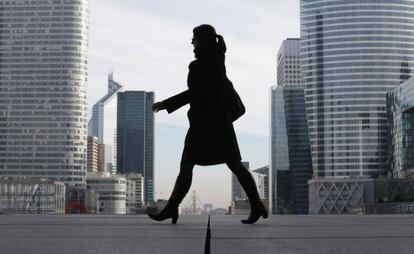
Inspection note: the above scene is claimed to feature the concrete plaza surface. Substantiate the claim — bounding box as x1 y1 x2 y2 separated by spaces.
0 214 414 254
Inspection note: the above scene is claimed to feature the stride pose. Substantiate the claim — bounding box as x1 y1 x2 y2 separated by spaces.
149 24 267 224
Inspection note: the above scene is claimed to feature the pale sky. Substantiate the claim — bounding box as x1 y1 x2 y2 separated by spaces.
88 0 300 208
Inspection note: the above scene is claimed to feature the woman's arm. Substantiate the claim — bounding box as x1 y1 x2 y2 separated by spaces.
161 90 190 114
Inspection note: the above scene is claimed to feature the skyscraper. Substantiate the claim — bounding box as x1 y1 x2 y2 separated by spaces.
97 144 107 173
270 86 313 214
117 91 154 203
301 0 414 177
271 39 313 214
87 136 98 173
387 76 414 179
0 0 89 188
277 39 302 87
88 73 123 173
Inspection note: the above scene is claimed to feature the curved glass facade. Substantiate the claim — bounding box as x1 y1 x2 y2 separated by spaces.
0 1 89 188
301 0 414 177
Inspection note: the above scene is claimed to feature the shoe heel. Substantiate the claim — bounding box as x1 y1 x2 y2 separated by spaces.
172 214 178 224
171 209 178 224
262 209 268 219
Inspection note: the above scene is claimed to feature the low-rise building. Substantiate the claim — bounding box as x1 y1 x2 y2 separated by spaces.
86 172 127 214
65 187 87 214
308 178 414 214
126 178 136 214
65 187 99 214
230 199 250 215
0 178 65 214
126 173 144 210
85 190 99 214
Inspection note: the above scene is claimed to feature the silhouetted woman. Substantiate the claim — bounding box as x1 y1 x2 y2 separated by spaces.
149 24 267 224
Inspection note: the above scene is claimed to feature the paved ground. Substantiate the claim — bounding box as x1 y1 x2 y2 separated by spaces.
0 214 414 254
0 214 208 254
210 215 414 254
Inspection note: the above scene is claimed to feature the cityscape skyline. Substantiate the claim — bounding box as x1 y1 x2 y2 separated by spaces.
87 0 299 208
3 3 414 253
4 0 414 211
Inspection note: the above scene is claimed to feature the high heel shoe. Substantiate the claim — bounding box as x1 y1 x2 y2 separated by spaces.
148 206 179 224
241 205 268 224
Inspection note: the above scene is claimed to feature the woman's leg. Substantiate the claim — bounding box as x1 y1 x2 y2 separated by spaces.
167 152 195 208
226 160 262 209
148 153 194 224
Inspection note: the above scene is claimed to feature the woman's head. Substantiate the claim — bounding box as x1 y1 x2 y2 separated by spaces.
192 24 216 47
192 24 226 55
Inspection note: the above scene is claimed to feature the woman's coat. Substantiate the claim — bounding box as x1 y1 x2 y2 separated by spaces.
162 49 242 165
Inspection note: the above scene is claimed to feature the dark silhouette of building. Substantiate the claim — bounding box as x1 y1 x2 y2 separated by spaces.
117 91 154 203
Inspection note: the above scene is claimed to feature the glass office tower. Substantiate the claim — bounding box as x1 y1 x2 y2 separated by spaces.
117 91 154 203
0 0 89 188
301 0 414 177
277 38 302 87
270 87 313 214
387 76 414 179
88 73 123 173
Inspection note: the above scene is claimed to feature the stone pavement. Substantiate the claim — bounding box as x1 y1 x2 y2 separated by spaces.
0 214 414 254
0 214 208 254
210 215 414 254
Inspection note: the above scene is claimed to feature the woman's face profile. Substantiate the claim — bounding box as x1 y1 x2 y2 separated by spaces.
191 36 200 49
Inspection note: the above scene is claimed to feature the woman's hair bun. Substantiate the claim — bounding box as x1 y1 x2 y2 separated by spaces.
216 34 227 53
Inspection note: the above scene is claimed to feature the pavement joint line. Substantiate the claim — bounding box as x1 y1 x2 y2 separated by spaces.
0 227 205 232
0 236 206 239
212 235 414 240
204 215 211 254
0 224 206 228
210 224 414 227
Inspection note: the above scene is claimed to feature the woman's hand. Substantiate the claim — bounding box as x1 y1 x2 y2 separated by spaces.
152 102 166 112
